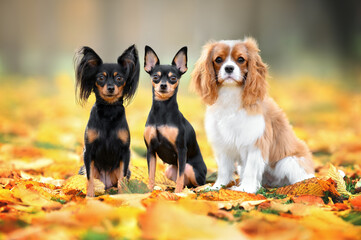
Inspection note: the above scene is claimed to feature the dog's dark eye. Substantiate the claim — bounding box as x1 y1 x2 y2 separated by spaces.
98 76 105 81
215 57 223 63
115 76 122 82
153 75 160 81
238 57 245 63
169 76 177 82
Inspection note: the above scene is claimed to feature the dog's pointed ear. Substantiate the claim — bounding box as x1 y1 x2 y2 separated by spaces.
74 46 103 105
144 46 159 73
117 44 138 66
79 46 103 68
118 44 140 104
172 46 188 74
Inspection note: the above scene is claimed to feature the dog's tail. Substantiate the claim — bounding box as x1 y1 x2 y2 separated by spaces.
78 165 86 175
126 169 131 179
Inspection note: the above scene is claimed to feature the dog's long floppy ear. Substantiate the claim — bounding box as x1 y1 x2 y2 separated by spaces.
75 46 103 105
190 41 218 105
242 37 268 108
144 46 159 73
172 46 188 74
118 44 140 104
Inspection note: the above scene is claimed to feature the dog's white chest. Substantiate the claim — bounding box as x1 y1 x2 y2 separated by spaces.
205 87 265 147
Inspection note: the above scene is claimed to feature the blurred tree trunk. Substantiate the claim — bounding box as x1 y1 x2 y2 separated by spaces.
327 0 361 77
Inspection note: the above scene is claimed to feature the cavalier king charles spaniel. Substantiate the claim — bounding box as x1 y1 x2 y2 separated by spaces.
191 37 315 193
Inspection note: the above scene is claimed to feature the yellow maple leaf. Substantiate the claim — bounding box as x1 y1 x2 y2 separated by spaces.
327 164 351 196
11 184 62 211
62 175 105 196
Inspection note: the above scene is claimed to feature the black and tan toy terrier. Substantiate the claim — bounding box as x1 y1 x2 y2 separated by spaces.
75 45 140 197
143 46 207 193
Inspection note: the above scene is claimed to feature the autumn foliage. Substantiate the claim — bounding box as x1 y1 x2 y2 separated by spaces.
0 75 361 239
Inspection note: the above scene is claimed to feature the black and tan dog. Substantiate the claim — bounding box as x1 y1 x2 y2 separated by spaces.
75 45 139 197
143 46 207 193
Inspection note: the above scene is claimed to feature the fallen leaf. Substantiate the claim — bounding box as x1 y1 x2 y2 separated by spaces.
11 158 53 171
241 200 270 211
139 201 246 239
332 203 349 211
208 209 235 221
105 193 150 209
350 195 361 211
276 177 340 197
327 164 351 196
11 184 62 211
292 195 324 205
62 175 104 196
238 211 309 239
198 189 266 201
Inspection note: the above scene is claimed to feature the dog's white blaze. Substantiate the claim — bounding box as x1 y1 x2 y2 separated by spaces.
218 40 242 82
206 86 266 192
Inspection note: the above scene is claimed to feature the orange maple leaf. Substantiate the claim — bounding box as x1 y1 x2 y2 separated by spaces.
197 189 266 201
276 177 340 197
350 195 361 211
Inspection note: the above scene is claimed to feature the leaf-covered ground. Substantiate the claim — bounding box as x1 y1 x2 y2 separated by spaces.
1 74 361 239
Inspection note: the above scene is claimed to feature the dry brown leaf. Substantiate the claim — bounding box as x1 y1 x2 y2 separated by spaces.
276 177 339 197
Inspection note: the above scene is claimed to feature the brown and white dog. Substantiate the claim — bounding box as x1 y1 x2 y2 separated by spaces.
191 37 314 193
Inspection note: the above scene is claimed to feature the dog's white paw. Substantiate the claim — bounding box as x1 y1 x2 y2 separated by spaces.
230 184 258 194
205 184 222 191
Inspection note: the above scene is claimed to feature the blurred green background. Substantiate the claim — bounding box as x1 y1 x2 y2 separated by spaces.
0 0 360 86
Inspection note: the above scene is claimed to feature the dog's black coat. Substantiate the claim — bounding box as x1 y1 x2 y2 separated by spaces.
75 45 139 188
144 46 207 187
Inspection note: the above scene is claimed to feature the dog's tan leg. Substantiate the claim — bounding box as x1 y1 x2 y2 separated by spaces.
148 154 156 191
184 164 198 186
175 149 187 193
87 161 96 197
175 173 185 193
117 161 125 192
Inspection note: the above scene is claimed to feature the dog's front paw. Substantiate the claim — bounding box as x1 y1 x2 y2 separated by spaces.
86 190 95 197
148 183 155 191
230 184 258 194
205 184 222 191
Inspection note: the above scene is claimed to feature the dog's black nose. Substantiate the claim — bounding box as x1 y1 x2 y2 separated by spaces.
160 83 167 90
107 85 115 93
225 65 234 74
